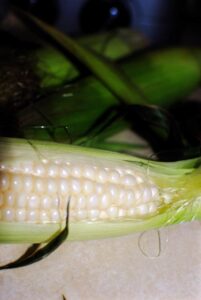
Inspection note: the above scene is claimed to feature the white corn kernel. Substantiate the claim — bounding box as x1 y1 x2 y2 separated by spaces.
34 164 46 176
123 175 136 186
0 173 9 191
71 165 82 178
83 166 95 179
97 170 108 183
5 192 15 206
41 196 52 209
16 209 26 222
24 175 33 193
76 195 86 209
3 208 14 221
47 164 59 177
83 180 93 194
28 195 40 209
11 175 22 191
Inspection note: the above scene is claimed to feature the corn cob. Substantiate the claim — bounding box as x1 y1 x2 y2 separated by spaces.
0 137 201 243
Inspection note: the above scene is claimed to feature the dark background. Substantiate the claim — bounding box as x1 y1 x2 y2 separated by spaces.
1 0 201 45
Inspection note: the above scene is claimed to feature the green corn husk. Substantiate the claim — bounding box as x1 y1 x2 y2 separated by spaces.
25 14 147 106
33 37 201 104
0 26 147 107
18 47 201 142
24 12 201 105
34 28 148 89
22 12 201 107
33 45 78 89
2 9 201 110
1 11 200 110
78 29 148 60
0 137 200 243
121 47 201 106
35 46 201 104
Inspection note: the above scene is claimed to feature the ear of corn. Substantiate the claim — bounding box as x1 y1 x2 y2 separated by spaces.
78 29 148 60
18 10 201 107
18 48 201 143
34 45 79 89
2 13 201 112
22 12 201 109
0 25 147 107
0 137 200 243
15 10 147 106
121 48 201 106
34 29 147 89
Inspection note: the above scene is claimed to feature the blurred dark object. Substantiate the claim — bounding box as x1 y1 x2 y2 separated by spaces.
55 0 185 43
79 0 131 34
0 30 40 109
123 104 185 161
9 0 59 24
181 0 201 44
2 0 201 44
0 0 8 21
170 100 201 147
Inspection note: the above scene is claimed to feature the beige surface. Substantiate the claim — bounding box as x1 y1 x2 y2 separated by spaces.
0 221 200 300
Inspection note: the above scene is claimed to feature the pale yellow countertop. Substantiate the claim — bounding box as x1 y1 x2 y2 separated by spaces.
0 221 200 300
